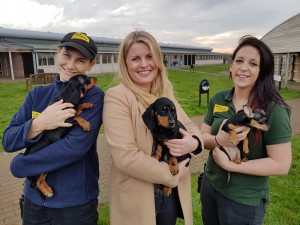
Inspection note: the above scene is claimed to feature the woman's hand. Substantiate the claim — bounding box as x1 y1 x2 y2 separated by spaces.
215 120 250 147
36 99 76 130
165 128 198 156
27 100 76 139
212 146 239 171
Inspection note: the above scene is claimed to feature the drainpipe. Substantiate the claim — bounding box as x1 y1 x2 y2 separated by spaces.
32 50 38 73
8 51 14 80
284 53 290 88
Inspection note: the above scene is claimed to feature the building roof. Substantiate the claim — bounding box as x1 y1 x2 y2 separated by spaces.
0 39 33 51
0 27 213 54
261 13 300 54
160 42 212 52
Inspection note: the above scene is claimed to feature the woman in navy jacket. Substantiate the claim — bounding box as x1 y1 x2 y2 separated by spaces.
2 32 104 225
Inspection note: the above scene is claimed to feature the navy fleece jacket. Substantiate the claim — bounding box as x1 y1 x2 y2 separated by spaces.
2 75 104 208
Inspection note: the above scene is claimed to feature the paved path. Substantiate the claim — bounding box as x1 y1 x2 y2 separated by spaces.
0 98 299 225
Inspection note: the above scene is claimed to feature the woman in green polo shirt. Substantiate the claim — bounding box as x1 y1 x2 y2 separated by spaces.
200 35 292 225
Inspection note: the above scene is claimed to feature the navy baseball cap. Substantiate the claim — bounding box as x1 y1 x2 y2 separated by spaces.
59 32 98 59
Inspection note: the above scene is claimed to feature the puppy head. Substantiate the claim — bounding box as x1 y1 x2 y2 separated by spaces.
70 74 91 97
59 74 91 105
243 105 269 131
142 97 177 130
249 108 269 131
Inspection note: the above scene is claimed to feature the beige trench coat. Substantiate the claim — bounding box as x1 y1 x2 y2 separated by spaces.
103 84 203 225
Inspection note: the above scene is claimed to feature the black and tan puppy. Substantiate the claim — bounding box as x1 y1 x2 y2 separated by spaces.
142 97 191 196
25 74 96 198
220 105 269 164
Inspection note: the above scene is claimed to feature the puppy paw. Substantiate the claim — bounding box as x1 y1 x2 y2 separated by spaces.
80 103 93 109
170 165 179 175
169 157 179 175
153 145 162 160
42 189 54 198
233 159 241 164
37 182 54 198
163 186 172 196
81 121 91 131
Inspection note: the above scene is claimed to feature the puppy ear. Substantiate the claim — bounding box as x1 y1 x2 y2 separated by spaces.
142 104 156 130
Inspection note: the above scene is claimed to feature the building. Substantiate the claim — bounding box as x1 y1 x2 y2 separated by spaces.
261 13 300 86
0 27 224 80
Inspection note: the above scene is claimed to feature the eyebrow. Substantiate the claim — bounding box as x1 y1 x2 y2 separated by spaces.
235 56 259 62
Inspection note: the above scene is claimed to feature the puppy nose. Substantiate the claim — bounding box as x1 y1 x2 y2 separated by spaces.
168 119 175 127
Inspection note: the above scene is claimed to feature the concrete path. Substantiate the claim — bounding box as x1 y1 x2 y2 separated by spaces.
0 98 299 225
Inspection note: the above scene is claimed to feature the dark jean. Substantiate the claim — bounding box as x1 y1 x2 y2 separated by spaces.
200 173 268 225
155 187 183 225
22 196 98 225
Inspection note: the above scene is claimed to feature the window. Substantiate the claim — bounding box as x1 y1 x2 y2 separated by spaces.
38 53 55 66
48 53 55 65
95 54 101 64
38 53 47 66
113 54 118 63
102 54 112 64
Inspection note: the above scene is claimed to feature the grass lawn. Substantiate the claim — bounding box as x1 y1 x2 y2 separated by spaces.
1 64 300 224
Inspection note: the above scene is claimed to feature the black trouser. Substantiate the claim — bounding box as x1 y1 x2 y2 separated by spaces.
200 173 268 225
155 187 183 225
22 196 98 225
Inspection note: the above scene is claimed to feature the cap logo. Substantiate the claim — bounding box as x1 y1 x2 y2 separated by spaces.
71 33 90 43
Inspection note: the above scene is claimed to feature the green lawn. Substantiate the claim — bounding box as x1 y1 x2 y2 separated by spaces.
1 64 300 224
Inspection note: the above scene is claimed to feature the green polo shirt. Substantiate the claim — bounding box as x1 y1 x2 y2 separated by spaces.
203 88 291 206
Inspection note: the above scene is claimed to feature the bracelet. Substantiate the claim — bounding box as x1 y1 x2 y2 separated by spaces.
215 135 221 147
191 135 203 155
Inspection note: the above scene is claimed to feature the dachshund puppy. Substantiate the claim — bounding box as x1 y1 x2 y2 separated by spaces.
220 105 269 164
218 105 269 185
142 97 192 196
24 74 96 198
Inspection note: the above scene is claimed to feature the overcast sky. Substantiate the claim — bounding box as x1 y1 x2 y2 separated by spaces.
0 0 299 53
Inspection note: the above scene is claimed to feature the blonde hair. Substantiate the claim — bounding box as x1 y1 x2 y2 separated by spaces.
117 30 174 107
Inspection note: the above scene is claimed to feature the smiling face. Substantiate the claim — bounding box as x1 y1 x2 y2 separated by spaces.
230 45 260 91
125 42 158 93
57 47 95 82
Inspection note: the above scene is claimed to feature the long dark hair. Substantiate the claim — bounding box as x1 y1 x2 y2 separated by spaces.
232 35 291 113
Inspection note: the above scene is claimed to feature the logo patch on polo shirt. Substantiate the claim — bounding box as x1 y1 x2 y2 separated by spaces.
32 111 41 119
213 104 229 113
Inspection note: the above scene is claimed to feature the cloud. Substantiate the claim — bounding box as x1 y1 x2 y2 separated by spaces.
0 0 299 53
111 4 132 16
0 0 63 29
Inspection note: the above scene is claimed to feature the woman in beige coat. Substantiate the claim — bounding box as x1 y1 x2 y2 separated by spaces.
103 30 203 225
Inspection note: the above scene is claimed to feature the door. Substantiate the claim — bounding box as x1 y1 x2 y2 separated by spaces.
22 53 34 78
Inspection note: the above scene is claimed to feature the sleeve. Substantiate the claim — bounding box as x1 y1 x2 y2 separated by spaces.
173 99 204 156
103 88 179 188
9 87 105 178
263 103 292 145
2 90 44 152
